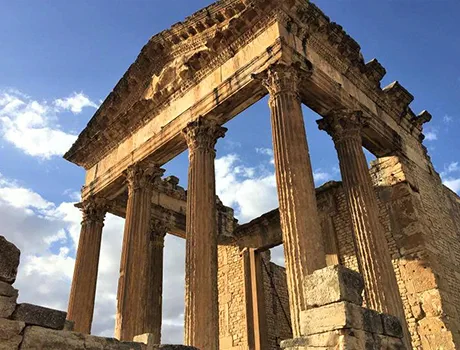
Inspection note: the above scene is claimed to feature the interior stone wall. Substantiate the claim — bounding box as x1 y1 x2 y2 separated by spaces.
217 245 247 349
262 256 292 349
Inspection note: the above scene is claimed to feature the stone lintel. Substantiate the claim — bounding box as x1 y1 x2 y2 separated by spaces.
12 304 67 330
303 265 364 309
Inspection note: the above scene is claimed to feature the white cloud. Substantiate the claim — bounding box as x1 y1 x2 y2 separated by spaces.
255 147 274 164
54 92 98 114
444 178 460 194
441 161 460 194
443 115 453 124
216 154 278 223
215 152 337 222
0 90 79 159
313 169 332 184
424 130 438 141
0 172 186 342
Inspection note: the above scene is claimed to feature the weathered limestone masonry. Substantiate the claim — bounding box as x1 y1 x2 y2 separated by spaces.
0 235 197 350
281 265 406 350
52 0 458 349
317 110 410 345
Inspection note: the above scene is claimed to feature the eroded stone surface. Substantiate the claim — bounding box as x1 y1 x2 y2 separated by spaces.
0 295 17 318
0 318 25 350
0 236 20 284
12 303 67 330
304 265 364 308
20 326 147 350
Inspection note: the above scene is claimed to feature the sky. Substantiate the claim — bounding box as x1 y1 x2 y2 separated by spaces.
0 0 459 344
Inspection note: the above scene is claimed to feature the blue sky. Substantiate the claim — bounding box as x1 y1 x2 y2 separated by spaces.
0 0 459 343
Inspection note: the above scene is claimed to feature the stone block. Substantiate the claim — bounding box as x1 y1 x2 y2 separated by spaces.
0 318 25 350
149 347 198 350
20 326 148 350
303 265 364 308
381 314 403 338
281 329 378 350
12 303 67 330
20 326 84 349
0 236 20 284
0 281 18 297
375 334 406 350
0 294 17 318
300 301 384 337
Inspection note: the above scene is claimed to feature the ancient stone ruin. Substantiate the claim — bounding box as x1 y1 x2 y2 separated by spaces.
2 0 459 349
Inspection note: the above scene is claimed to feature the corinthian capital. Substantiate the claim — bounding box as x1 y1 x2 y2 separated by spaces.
150 209 174 247
80 197 107 225
317 109 368 143
126 161 165 193
253 63 312 100
182 117 227 153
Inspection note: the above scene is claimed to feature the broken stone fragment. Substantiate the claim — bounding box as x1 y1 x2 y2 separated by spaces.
0 281 18 298
303 265 364 308
0 294 18 318
0 236 20 284
12 303 67 330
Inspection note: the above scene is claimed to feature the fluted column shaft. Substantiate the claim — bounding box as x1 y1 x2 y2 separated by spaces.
259 64 326 337
67 198 107 334
146 217 168 344
317 110 406 318
115 163 164 341
182 117 226 350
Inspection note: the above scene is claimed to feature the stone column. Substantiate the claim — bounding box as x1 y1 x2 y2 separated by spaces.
145 216 169 345
115 162 165 341
258 63 326 337
317 110 407 322
67 197 107 334
182 117 226 350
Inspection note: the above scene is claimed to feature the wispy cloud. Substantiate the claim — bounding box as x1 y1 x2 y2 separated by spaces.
443 115 453 124
54 92 99 114
0 90 96 159
424 130 438 141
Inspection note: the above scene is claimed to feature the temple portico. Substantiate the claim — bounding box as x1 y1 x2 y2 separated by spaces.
62 1 460 349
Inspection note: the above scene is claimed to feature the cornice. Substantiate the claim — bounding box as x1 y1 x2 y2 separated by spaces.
66 0 431 170
65 0 278 169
